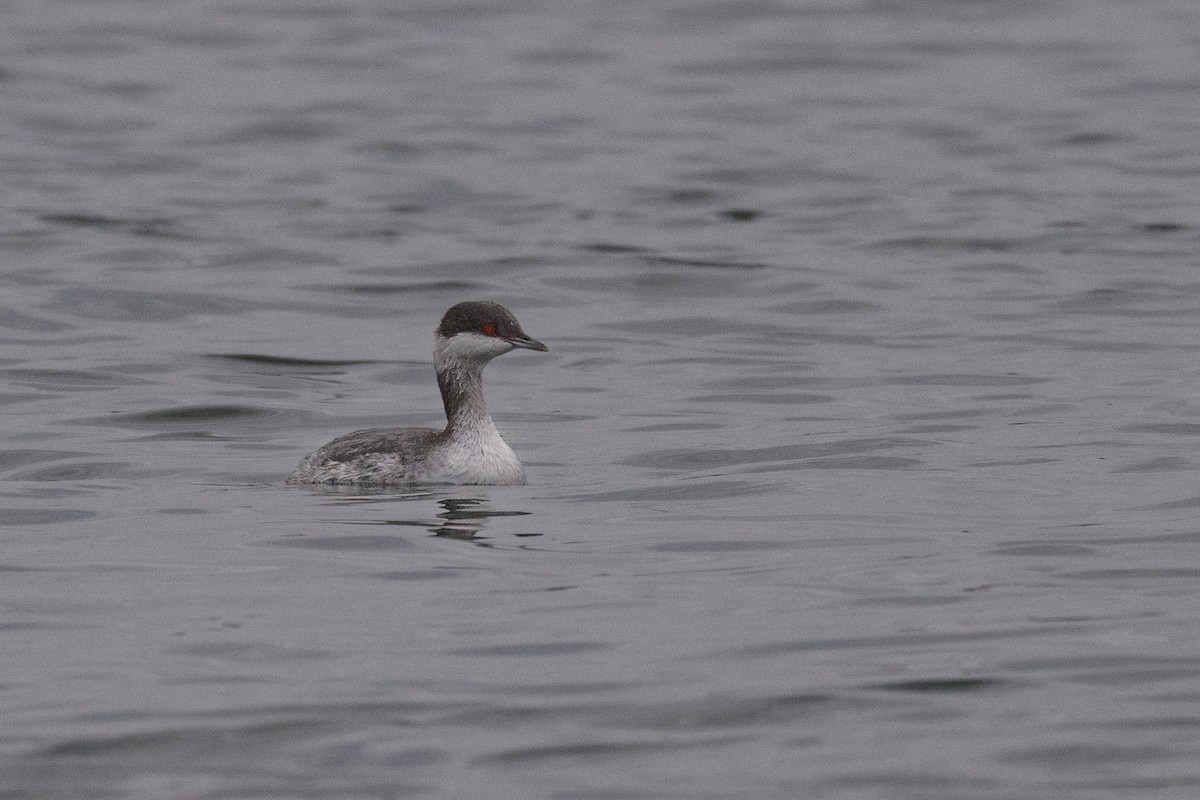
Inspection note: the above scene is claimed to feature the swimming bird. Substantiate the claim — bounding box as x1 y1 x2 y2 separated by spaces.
288 301 547 485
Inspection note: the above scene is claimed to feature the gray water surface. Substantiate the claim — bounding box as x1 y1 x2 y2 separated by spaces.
4 1 1200 798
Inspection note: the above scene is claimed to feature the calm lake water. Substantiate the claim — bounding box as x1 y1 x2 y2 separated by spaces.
4 1 1200 798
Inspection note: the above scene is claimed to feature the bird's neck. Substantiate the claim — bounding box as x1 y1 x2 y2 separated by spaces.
436 359 493 433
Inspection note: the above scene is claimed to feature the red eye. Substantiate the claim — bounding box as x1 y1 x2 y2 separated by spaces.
481 322 497 336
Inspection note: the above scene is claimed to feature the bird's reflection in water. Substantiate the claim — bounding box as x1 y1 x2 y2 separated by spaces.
328 494 535 544
427 497 533 542
325 491 534 546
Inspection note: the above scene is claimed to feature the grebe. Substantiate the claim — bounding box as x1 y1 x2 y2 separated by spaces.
288 301 547 485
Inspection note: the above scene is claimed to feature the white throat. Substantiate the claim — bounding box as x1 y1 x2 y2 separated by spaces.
427 332 525 483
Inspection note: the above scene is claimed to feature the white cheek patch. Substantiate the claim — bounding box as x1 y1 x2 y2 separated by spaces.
435 331 514 364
